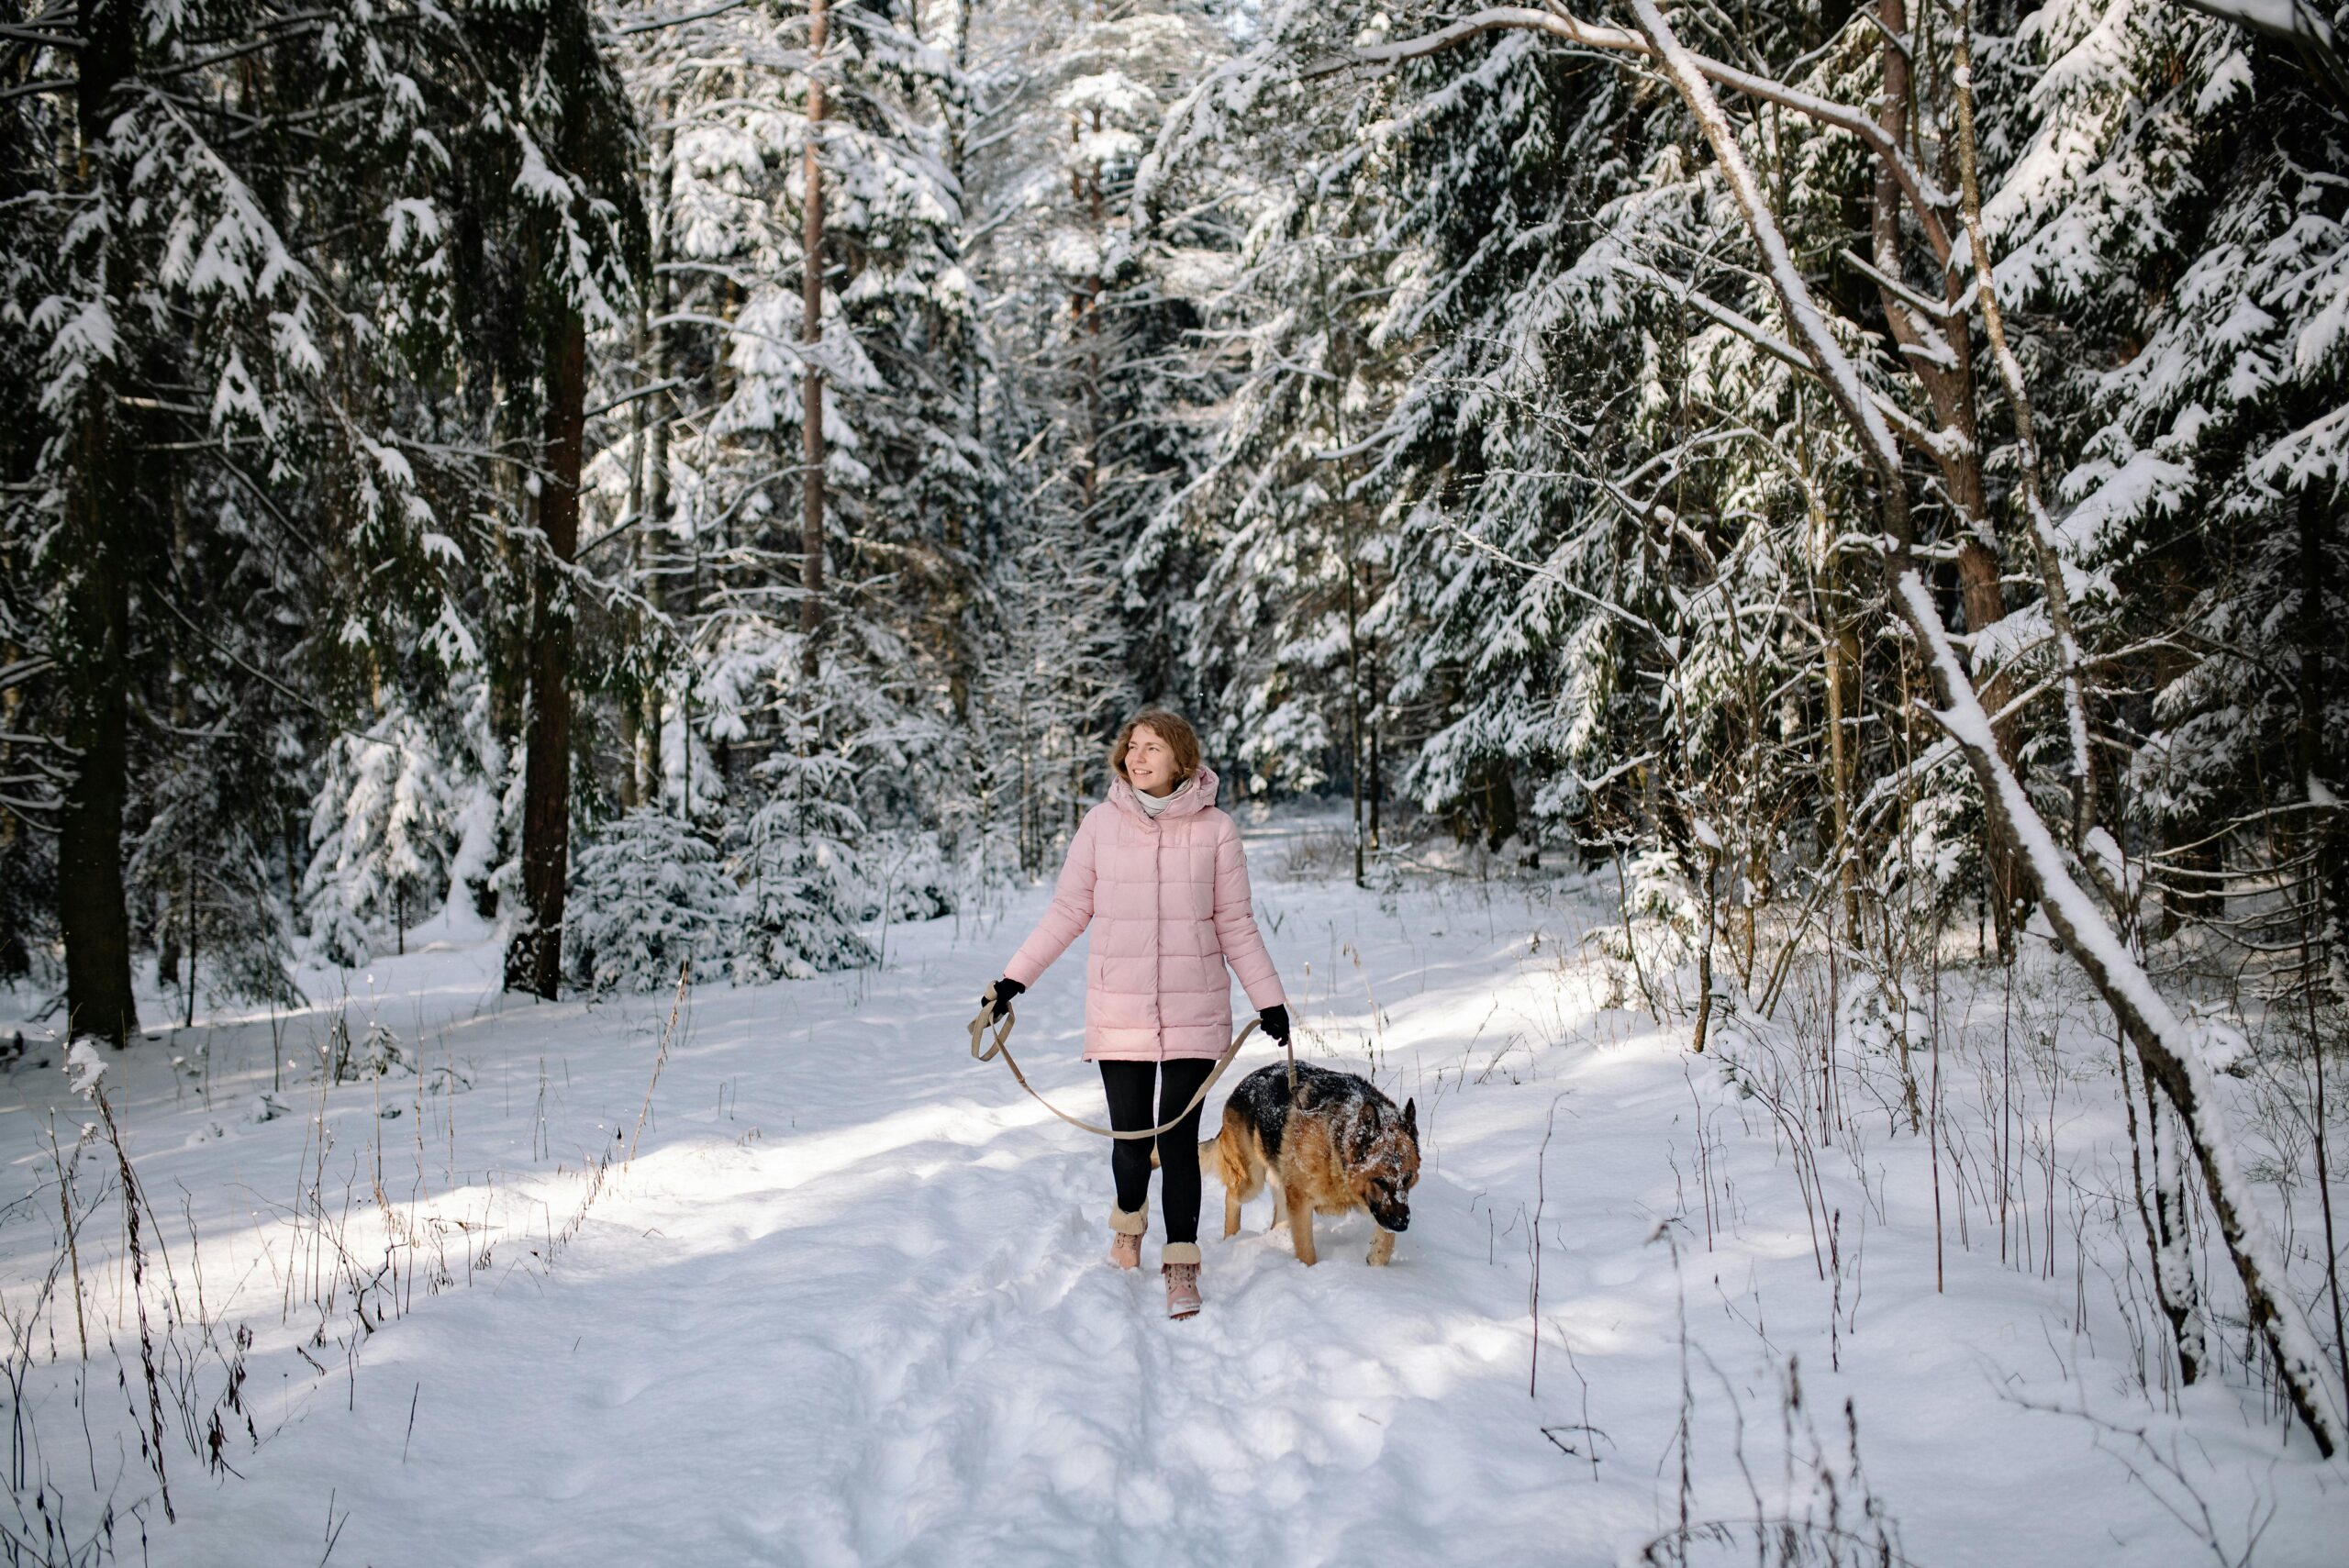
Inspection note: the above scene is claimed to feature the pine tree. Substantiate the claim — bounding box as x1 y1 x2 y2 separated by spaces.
605 0 985 965
300 706 467 969
4 2 524 1040
730 731 874 984
1980 0 2349 984
565 806 731 994
459 0 651 1000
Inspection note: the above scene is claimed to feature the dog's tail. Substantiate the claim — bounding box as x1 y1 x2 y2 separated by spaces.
1198 1112 1239 1189
1198 1110 1261 1200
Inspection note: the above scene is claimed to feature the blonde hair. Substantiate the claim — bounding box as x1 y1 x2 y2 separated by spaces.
1109 709 1203 784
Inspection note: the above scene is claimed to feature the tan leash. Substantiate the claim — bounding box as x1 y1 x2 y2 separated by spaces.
968 983 1262 1140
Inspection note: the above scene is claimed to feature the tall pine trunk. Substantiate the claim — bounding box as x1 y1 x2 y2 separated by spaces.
641 362 670 805
57 0 139 1047
640 112 676 809
1869 0 2025 953
800 0 829 683
618 309 648 815
58 405 137 1047
506 309 587 998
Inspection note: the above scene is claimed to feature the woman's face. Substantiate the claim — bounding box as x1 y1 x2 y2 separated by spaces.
1124 725 1180 796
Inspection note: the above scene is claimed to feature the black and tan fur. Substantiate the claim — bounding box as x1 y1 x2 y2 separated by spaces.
1203 1062 1420 1265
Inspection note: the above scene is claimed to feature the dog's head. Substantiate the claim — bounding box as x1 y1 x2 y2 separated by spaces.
1353 1097 1421 1232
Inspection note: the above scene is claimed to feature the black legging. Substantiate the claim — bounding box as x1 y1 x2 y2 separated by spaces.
1099 1058 1217 1245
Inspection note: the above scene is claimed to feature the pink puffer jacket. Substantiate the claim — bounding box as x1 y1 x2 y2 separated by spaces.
1003 764 1286 1061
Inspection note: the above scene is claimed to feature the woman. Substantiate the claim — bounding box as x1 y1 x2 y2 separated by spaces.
983 710 1289 1319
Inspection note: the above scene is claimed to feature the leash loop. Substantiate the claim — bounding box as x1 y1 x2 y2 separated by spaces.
969 983 1260 1140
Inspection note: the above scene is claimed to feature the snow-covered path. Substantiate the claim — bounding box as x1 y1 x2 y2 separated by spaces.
4 818 2342 1565
101 885 1634 1566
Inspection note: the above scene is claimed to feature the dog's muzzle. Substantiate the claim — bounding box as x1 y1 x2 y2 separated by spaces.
1372 1202 1411 1233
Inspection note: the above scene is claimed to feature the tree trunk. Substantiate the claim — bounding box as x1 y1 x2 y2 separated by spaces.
800 0 829 683
642 117 674 811
57 434 137 1047
1824 604 1862 942
2143 1073 2211 1382
618 656 640 812
2299 481 2343 981
1948 1 2100 867
505 308 586 999
1693 841 1720 1052
640 413 668 809
1482 762 1517 854
1865 0 2026 951
58 0 139 1048
183 873 197 1029
481 363 524 922
619 324 646 815
1367 634 1383 853
1346 540 1365 889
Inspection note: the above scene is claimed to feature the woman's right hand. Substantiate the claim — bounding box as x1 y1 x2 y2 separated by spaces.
985 977 1025 1021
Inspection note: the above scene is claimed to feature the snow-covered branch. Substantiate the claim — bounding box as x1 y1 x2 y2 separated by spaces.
1304 3 1956 260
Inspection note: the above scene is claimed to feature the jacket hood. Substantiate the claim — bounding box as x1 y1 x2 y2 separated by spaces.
1108 763 1220 823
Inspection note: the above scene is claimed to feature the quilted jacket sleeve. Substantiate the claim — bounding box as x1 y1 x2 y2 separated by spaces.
1003 807 1099 987
1211 817 1286 1009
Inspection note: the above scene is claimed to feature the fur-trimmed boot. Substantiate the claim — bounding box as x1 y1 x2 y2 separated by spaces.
1108 1205 1147 1270
1162 1243 1202 1318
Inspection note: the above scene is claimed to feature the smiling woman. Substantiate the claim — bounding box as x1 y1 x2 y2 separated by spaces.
981 708 1291 1320
1109 710 1197 802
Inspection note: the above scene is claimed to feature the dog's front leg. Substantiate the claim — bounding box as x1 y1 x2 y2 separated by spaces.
1367 1228 1396 1266
1285 1185 1318 1265
1224 1185 1242 1240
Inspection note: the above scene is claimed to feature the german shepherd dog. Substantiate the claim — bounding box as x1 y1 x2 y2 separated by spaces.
1203 1062 1421 1265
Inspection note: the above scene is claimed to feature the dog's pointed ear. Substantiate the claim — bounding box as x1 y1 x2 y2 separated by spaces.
1402 1097 1417 1131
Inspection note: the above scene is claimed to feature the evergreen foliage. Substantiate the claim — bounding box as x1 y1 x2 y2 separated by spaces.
300 707 465 969
565 806 731 995
0 0 2337 1040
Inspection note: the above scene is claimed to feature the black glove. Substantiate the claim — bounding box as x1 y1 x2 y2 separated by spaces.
1259 1004 1290 1044
985 977 1025 1021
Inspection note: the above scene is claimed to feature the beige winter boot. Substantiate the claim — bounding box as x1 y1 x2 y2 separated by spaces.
1108 1205 1147 1270
1162 1242 1202 1318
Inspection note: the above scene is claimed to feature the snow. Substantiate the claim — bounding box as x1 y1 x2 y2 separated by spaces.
62 1040 105 1098
2059 446 2195 555
2181 0 2341 46
1058 72 1155 118
4 815 2343 1563
35 295 119 415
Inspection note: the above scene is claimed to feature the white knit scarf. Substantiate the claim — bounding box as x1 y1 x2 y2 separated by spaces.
1133 774 1192 819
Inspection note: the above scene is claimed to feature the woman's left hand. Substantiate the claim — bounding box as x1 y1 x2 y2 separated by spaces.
1259 1004 1290 1043
985 977 1025 1021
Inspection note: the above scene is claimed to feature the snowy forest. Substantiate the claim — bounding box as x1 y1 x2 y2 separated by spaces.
3 0 2348 1562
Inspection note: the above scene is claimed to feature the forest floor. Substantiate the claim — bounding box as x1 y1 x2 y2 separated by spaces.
1 807 2343 1566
